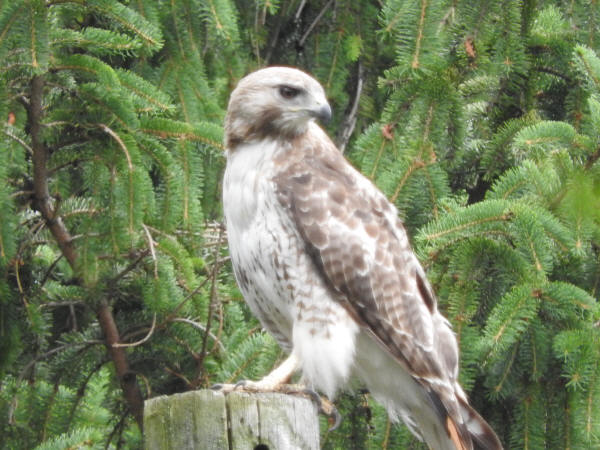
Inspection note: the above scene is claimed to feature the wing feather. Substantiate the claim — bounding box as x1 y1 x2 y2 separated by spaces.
273 130 451 382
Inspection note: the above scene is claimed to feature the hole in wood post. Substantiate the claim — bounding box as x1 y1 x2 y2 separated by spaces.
254 445 269 450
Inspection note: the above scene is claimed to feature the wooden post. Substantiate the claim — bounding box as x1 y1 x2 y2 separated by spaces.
144 389 320 450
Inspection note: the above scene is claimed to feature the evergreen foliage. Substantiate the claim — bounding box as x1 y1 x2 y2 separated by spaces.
0 0 598 448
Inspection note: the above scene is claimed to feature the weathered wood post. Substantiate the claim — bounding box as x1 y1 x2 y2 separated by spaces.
144 389 320 450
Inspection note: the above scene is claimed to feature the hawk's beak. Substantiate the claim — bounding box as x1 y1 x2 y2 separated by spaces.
312 103 332 124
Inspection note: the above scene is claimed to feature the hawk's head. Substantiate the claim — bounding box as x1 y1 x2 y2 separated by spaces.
225 66 332 150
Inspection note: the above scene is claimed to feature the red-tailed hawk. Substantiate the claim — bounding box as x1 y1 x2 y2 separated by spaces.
222 67 502 450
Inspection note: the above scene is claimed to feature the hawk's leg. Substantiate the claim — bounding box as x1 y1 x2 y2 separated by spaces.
240 352 300 390
212 353 299 393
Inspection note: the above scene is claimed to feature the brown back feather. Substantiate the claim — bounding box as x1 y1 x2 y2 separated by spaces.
274 130 447 381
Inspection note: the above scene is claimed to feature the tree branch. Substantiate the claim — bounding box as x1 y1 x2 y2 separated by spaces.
196 224 224 385
534 66 572 83
27 75 145 431
585 144 600 170
298 0 334 48
3 127 32 154
263 6 286 65
30 75 78 268
336 61 365 153
113 313 157 348
171 317 224 352
109 249 151 285
97 301 145 428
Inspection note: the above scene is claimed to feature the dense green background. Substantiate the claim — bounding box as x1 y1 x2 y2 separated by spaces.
0 0 599 448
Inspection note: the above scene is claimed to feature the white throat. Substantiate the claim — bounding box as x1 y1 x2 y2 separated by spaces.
223 139 280 229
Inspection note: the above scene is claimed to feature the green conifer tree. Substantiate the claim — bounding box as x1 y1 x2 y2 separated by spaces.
0 1 598 448
0 1 273 447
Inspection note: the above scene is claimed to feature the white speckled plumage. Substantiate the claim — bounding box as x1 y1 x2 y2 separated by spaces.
223 135 359 398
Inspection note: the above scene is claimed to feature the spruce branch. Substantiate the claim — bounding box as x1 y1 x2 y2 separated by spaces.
105 409 130 449
66 360 109 430
196 224 224 384
17 341 102 384
27 74 146 431
97 301 145 429
412 0 428 69
534 66 572 83
30 75 77 268
3 127 33 153
585 144 600 170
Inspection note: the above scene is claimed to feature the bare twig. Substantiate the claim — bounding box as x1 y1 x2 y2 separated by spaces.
9 189 34 199
67 360 108 428
113 313 157 348
211 300 225 355
3 128 32 154
138 372 152 398
197 226 224 374
263 0 295 65
105 410 129 450
166 275 211 320
48 157 91 176
98 123 133 170
142 223 158 278
171 317 225 352
97 301 145 429
253 2 262 64
585 145 600 170
294 0 308 21
40 254 63 288
14 257 24 296
164 366 193 388
109 249 151 285
41 300 84 308
535 66 572 83
41 120 70 128
337 61 365 153
69 302 78 331
298 0 334 48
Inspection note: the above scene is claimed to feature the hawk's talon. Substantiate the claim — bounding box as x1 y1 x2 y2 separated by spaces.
234 379 248 389
209 382 239 393
328 407 342 431
301 387 322 405
301 388 342 431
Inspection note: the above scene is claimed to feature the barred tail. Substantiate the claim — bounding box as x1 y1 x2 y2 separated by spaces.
426 384 503 450
455 397 503 450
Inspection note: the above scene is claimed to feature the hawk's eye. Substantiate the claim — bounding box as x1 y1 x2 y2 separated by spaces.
279 85 300 99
